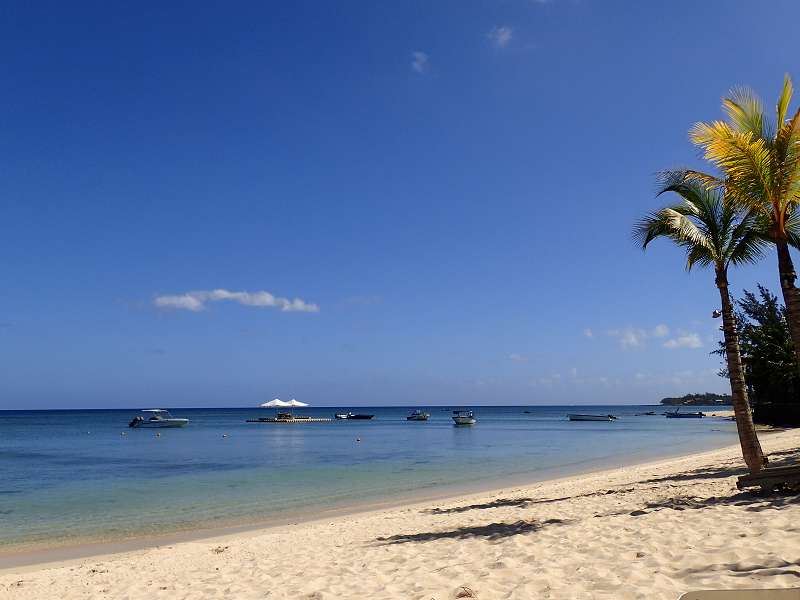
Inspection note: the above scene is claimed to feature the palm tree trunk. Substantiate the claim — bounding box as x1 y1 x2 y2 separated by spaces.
776 241 800 370
716 267 767 473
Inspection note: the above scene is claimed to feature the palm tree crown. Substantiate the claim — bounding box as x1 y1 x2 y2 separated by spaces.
687 74 800 239
634 174 767 270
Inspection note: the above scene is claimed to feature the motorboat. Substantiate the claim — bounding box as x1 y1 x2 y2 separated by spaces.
406 409 430 421
128 409 189 428
452 410 476 425
665 409 704 419
567 414 617 422
334 412 374 420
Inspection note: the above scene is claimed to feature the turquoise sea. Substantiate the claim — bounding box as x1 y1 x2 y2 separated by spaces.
0 405 736 552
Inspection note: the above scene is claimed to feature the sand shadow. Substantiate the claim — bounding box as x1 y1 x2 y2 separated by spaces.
620 490 800 517
423 498 535 514
424 488 638 515
634 449 800 486
375 518 568 545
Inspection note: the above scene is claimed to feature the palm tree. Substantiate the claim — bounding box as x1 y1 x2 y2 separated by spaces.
687 75 800 369
634 175 767 472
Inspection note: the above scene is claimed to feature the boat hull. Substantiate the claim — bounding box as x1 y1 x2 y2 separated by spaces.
335 414 374 420
665 413 704 419
452 417 476 425
131 419 189 428
568 414 613 422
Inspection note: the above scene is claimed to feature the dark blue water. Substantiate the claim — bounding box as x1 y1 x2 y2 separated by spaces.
0 405 736 550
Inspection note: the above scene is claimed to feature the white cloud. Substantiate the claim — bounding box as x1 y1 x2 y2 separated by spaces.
608 327 647 349
606 324 672 349
411 51 429 73
583 328 594 338
153 289 319 313
509 353 528 362
652 324 669 338
487 26 513 48
663 332 702 349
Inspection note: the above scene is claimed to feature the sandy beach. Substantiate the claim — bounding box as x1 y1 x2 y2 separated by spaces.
2 428 798 600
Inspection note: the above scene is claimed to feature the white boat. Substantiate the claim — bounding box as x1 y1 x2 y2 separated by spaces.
406 410 430 421
452 410 476 425
567 414 616 422
129 409 189 428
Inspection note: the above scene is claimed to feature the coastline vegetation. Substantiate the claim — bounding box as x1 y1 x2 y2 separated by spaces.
659 393 732 406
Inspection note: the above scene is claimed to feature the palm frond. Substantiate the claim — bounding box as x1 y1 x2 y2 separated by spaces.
774 106 800 212
777 74 793 128
784 206 800 249
691 122 772 204
685 243 714 271
726 215 769 267
681 169 726 190
723 86 765 140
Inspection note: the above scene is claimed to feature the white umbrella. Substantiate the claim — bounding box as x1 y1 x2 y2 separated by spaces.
286 399 309 407
260 399 291 408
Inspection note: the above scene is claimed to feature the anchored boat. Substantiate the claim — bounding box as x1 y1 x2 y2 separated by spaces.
665 409 704 419
452 410 476 425
567 414 617 422
334 412 375 420
128 409 189 428
406 409 430 421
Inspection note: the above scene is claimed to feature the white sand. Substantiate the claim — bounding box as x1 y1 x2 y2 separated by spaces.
2 429 799 600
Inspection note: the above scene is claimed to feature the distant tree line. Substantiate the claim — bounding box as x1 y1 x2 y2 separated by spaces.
660 393 732 406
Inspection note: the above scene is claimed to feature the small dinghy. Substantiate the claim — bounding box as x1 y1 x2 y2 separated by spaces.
406 410 430 421
567 414 617 422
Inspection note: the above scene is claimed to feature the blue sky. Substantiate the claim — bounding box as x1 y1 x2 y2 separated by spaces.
2 1 799 409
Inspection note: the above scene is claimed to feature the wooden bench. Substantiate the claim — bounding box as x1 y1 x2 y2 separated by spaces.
736 465 800 492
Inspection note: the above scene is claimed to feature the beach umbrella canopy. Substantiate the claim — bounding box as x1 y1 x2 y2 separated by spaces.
260 399 291 408
286 399 309 407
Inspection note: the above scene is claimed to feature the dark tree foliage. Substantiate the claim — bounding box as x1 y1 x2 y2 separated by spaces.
716 285 800 424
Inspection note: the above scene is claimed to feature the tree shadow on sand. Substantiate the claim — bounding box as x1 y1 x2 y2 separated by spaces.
424 488 639 515
634 448 800 486
614 490 800 518
375 518 568 545
423 497 535 514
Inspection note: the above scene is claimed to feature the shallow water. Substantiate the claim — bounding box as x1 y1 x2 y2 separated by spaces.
0 405 736 550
